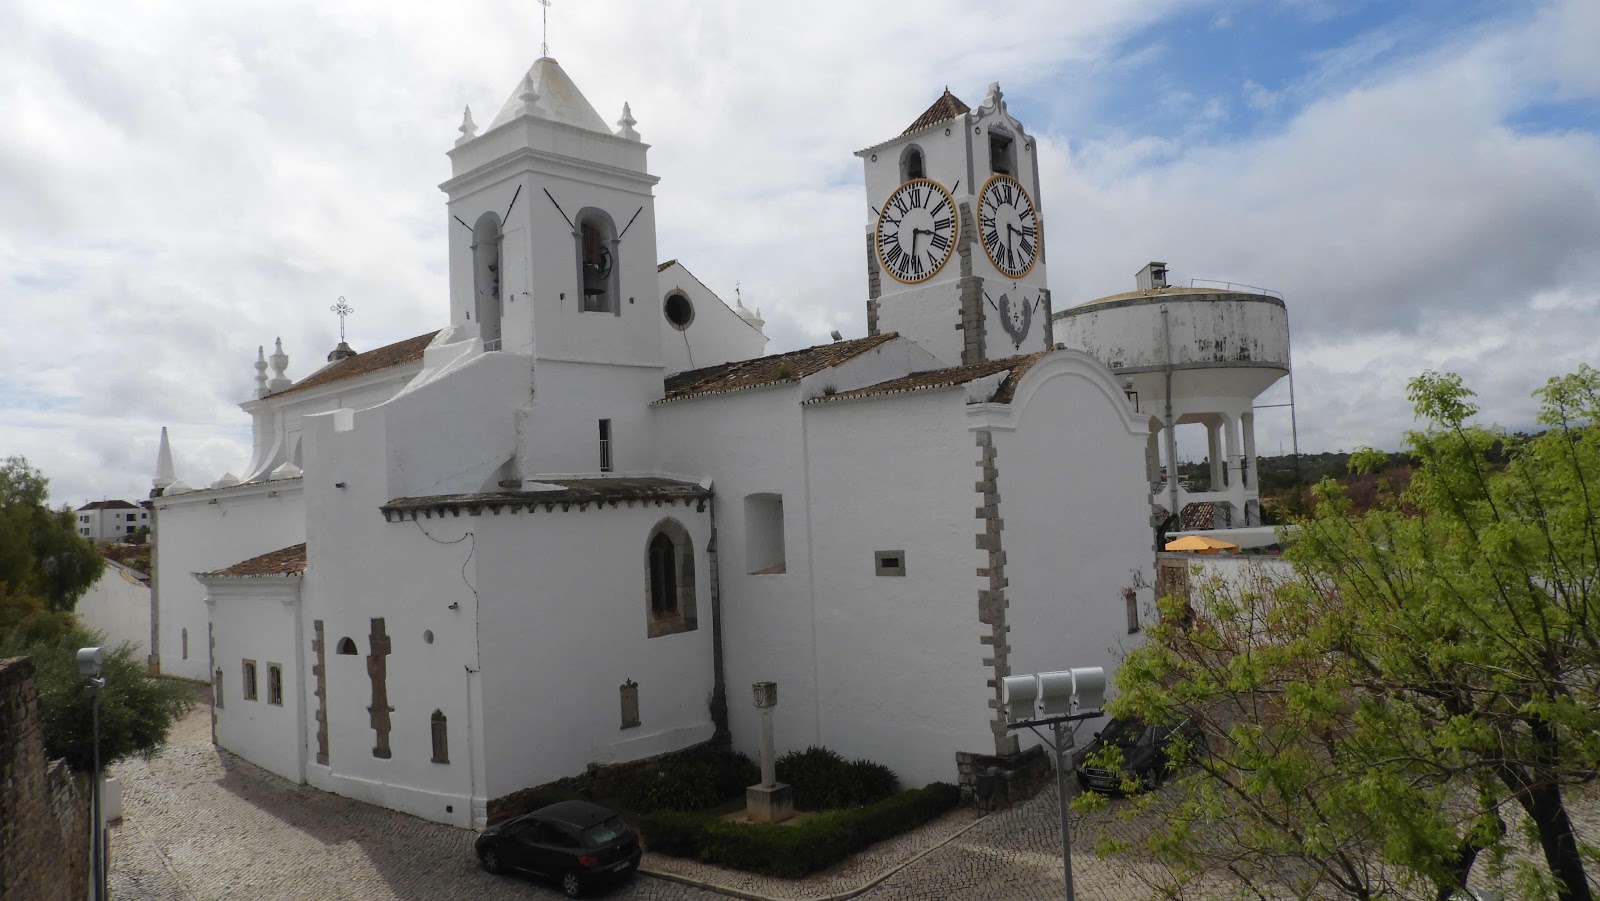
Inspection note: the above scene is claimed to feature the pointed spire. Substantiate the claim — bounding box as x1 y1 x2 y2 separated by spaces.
616 102 639 141
268 337 292 392
154 427 176 491
254 345 269 398
456 105 478 146
518 73 542 118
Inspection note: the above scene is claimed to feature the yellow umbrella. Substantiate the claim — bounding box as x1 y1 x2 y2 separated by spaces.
1164 535 1240 554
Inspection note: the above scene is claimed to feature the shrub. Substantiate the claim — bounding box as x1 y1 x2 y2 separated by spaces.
618 745 758 813
640 782 960 878
775 746 898 809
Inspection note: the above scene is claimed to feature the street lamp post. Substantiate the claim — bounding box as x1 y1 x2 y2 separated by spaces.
1002 667 1106 901
78 647 107 901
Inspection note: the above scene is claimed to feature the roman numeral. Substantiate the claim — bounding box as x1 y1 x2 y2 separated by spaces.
1019 238 1034 258
980 215 995 229
908 254 924 277
927 250 940 269
1019 225 1036 238
1020 207 1036 222
880 230 900 247
983 231 1000 253
885 244 903 266
1005 246 1015 270
909 186 923 208
999 183 1014 206
893 195 909 216
929 233 950 252
930 197 948 217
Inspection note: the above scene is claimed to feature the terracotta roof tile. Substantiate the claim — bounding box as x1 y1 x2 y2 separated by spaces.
382 477 711 518
903 89 970 135
77 499 139 510
808 352 1047 405
203 543 307 578
270 331 439 398
660 334 898 402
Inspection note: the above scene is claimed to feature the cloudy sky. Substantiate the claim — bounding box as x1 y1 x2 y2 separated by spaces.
2 0 1597 508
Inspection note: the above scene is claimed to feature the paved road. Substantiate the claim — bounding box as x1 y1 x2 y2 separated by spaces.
105 695 1311 900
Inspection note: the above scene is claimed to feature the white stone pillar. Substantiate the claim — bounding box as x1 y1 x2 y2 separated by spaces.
1206 422 1223 489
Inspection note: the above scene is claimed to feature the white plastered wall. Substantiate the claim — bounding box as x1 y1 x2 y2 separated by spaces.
152 484 305 681
657 263 767 375
473 506 716 800
982 352 1155 753
74 562 150 660
802 390 995 786
204 579 305 784
653 386 821 767
299 404 482 828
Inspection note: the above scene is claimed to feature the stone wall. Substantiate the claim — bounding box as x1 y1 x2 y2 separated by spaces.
0 656 91 901
955 745 1050 811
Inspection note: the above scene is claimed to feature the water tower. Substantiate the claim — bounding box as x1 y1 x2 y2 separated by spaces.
1053 263 1292 543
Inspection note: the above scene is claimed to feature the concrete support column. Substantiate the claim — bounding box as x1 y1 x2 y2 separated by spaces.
1241 411 1257 490
1206 422 1224 488
1223 412 1244 515
1145 429 1162 484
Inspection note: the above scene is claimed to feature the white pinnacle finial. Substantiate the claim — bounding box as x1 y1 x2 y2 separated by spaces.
519 73 541 117
457 105 478 146
734 281 749 314
154 427 176 490
254 345 269 398
616 102 639 141
268 337 292 392
985 82 1005 109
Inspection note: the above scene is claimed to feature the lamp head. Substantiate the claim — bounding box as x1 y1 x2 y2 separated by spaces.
76 647 105 677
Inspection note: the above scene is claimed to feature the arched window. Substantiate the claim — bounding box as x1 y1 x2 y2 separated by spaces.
575 210 618 314
901 145 926 181
988 130 1015 175
472 212 503 350
431 710 449 764
644 518 697 637
336 637 357 655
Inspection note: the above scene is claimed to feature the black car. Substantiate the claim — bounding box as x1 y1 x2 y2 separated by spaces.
1075 716 1199 794
475 800 642 897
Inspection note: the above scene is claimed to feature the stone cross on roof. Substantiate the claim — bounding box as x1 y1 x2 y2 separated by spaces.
331 297 354 343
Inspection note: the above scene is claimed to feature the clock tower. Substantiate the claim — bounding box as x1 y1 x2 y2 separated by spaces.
855 83 1052 367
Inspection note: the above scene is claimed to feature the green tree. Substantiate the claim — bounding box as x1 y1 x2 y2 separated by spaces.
1099 365 1600 901
0 627 192 772
0 456 102 612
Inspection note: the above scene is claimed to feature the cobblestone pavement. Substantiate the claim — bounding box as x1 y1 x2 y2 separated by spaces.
109 695 1597 900
108 699 723 901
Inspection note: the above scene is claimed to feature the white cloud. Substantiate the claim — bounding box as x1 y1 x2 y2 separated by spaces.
0 0 1596 507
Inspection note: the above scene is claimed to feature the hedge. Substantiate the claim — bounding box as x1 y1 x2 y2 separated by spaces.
640 782 960 878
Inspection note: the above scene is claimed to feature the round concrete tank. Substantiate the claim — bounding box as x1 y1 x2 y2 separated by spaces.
1054 279 1292 538
1054 287 1289 403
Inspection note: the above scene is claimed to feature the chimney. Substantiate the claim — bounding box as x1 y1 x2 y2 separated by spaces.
1136 261 1169 291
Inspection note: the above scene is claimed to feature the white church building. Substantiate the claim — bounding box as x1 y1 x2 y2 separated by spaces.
149 58 1202 829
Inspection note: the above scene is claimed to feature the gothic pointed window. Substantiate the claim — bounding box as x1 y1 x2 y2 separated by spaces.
472 212 503 350
575 210 618 314
336 637 357 655
645 519 697 637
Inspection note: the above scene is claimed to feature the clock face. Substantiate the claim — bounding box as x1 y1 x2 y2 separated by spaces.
875 178 957 285
978 174 1039 279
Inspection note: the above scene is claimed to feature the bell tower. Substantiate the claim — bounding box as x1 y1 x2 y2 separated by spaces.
441 57 663 369
855 83 1052 367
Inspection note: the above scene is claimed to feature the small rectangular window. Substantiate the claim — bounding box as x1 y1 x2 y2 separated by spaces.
267 664 283 706
875 550 906 577
599 419 613 472
1125 588 1140 634
242 660 258 701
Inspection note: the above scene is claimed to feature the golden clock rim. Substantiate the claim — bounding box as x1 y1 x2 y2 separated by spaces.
977 173 1039 280
875 177 959 286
